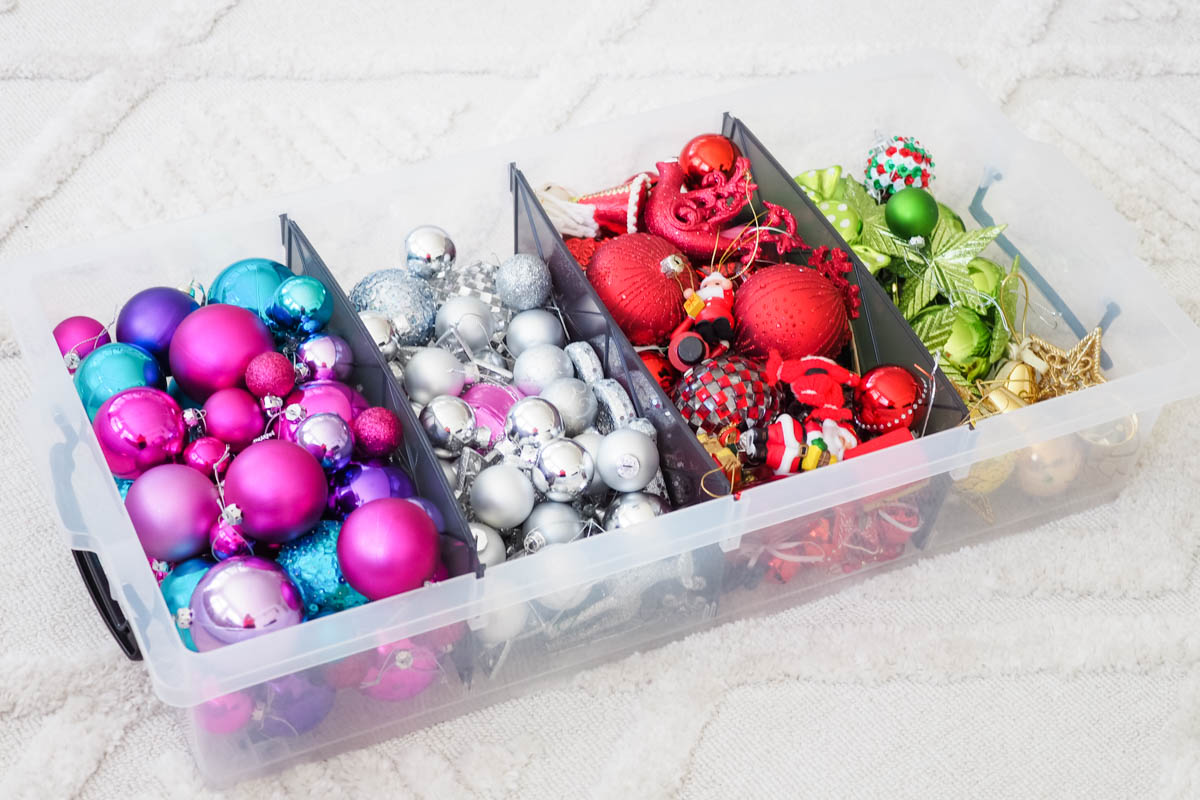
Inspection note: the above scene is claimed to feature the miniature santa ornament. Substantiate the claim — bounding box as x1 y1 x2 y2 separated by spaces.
684 272 735 345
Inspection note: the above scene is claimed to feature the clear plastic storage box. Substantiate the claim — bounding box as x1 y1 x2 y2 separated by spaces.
7 53 1200 784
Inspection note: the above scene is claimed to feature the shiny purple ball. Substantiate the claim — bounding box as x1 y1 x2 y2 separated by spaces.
93 387 185 479
338 498 439 600
357 640 439 701
223 440 328 544
276 380 369 442
168 303 274 401
210 515 254 561
296 333 354 382
461 383 524 447
53 315 110 372
115 286 199 365
257 673 335 738
328 462 415 518
295 412 355 472
125 464 221 561
188 556 304 651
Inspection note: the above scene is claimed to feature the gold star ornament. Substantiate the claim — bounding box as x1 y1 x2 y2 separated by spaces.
1026 327 1106 399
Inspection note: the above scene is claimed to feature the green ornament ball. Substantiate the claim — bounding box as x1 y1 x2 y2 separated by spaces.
885 187 939 242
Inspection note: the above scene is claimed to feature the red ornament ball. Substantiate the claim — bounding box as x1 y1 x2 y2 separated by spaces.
733 265 850 360
639 350 678 392
671 354 779 434
352 406 403 458
854 365 929 433
245 351 296 399
679 134 741 183
588 233 698 346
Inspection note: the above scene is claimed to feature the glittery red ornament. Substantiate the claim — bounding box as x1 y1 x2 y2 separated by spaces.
671 354 779 434
733 265 851 360
679 134 741 183
853 365 929 433
351 406 404 458
587 233 698 346
639 350 677 392
565 236 599 268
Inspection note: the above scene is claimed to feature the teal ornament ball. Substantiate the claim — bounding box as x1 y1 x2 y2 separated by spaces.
74 342 164 420
166 378 203 411
884 187 939 242
161 557 214 651
277 520 368 618
209 258 292 316
266 275 333 337
115 477 133 501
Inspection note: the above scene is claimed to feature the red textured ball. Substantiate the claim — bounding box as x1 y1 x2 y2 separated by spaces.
244 351 295 399
352 406 403 458
854 365 929 433
679 134 741 183
588 233 698 346
733 265 850 360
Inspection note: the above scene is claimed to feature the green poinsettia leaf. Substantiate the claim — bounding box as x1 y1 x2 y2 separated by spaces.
987 255 1021 364
936 352 972 391
926 225 1007 314
910 305 958 352
898 261 940 319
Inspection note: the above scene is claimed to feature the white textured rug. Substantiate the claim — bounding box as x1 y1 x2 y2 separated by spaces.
1 1 1198 798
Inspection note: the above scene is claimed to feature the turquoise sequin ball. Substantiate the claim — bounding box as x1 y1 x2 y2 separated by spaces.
277 520 368 618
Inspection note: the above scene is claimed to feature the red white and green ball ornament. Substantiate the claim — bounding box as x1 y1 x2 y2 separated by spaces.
864 135 935 200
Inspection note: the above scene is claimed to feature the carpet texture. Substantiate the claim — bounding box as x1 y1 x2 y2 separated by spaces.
1 1 1199 798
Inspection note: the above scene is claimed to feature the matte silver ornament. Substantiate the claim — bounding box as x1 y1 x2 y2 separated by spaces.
469 464 535 529
505 309 566 358
419 395 480 458
596 428 659 492
403 347 477 406
628 417 669 499
349 269 436 346
435 295 498 352
592 378 637 433
522 501 584 552
470 522 507 567
495 253 552 311
603 491 669 531
404 225 456 278
565 341 604 383
531 438 594 502
539 377 598 436
439 457 458 486
571 431 607 496
513 343 574 395
529 544 594 611
504 397 565 454
359 311 398 359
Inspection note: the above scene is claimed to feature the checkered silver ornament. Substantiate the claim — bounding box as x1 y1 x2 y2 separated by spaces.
671 355 779 435
430 259 513 335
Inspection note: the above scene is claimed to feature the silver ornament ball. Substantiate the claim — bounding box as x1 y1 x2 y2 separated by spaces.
439 457 458 486
359 311 399 360
603 491 669 531
470 522 507 568
513 343 574 395
596 428 659 492
495 253 552 311
404 225 456 279
469 464 535 530
419 395 479 458
531 438 594 502
531 544 594 611
349 269 436 346
504 396 565 453
403 347 476 406
505 309 566 358
435 295 498 353
539 377 598 436
572 431 607 495
522 501 584 553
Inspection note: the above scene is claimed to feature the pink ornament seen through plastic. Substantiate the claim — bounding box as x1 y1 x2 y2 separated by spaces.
195 690 257 735
358 640 440 701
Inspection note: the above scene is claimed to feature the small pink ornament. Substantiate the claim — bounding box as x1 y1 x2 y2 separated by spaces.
93 387 185 479
53 315 110 373
357 640 440 701
182 436 232 480
203 387 266 451
244 351 296 399
276 380 369 441
126 464 221 561
195 690 257 735
168 303 274 401
223 439 328 544
461 383 523 447
351 406 403 459
148 555 175 584
338 498 438 600
415 619 467 655
210 510 254 561
321 650 375 689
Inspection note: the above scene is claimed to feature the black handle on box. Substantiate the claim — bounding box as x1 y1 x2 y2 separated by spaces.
73 550 142 661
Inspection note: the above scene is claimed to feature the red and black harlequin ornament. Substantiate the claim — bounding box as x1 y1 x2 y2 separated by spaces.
853 364 930 433
671 354 779 435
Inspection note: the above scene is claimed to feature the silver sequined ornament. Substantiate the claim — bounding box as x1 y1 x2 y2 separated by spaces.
504 397 565 454
470 464 535 530
522 501 584 552
419 395 481 458
592 378 637 433
565 341 604 384
495 253 552 311
403 347 477 405
470 521 507 567
531 438 594 502
359 311 398 360
596 428 659 492
404 225 456 278
603 491 669 531
572 431 607 496
539 377 598 436
513 344 573 395
505 309 566 358
435 295 498 352
349 269 436 346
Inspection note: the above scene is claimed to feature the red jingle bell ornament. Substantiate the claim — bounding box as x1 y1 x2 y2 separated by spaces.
588 233 698 346
854 365 929 433
679 134 741 184
734 265 851 360
671 354 779 435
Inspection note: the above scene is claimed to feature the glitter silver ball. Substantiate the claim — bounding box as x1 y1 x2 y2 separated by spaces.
495 253 552 311
522 501 584 552
404 225 456 278
349 269 436 346
531 438 594 502
469 464 535 530
419 395 479 458
403 347 476 406
504 396 565 453
470 521 507 567
513 343 574 395
603 491 669 531
539 377 598 436
359 311 399 360
572 431 607 495
596 428 659 492
505 309 566 358
435 295 498 352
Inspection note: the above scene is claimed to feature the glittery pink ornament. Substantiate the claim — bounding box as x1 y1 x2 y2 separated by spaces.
276 380 369 442
126 464 221 561
168 303 274 401
93 387 186 479
195 690 257 735
357 640 440 701
53 315 110 373
461 383 523 447
350 406 403 459
223 440 328 544
338 498 438 600
244 351 296 399
182 436 232 480
203 387 266 451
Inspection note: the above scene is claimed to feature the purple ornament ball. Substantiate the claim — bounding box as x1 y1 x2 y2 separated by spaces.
338 498 438 600
126 464 221 561
115 286 198 365
188 556 304 651
295 412 355 472
296 333 354 382
223 440 328 544
202 387 266 451
195 690 257 735
256 673 335 738
357 640 440 701
328 462 415 518
168 303 274 401
93 387 185 479
276 380 369 441
405 497 445 533
53 315 110 372
461 383 524 448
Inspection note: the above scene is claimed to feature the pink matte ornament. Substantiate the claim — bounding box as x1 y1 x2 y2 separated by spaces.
244 351 296 399
92 387 186 479
168 303 274 401
276 380 369 442
337 498 438 600
182 436 232 480
350 406 403 459
222 439 328 544
203 387 267 451
195 690 257 735
125 464 221 561
53 315 110 372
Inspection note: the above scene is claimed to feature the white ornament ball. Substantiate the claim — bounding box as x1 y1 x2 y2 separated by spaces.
469 464 535 529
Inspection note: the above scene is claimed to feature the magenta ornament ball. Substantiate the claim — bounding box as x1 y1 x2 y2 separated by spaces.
337 498 438 600
125 464 221 561
202 387 266 451
53 315 110 372
351 406 403 459
188 556 304 651
93 387 185 479
244 351 296 399
461 382 523 447
276 380 369 441
223 440 328 544
195 690 257 735
182 435 231 480
168 303 274 401
357 640 440 701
